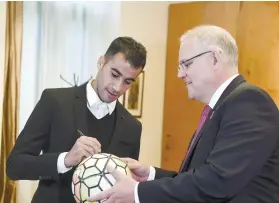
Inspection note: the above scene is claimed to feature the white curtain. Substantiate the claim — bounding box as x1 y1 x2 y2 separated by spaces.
18 2 121 203
0 1 7 159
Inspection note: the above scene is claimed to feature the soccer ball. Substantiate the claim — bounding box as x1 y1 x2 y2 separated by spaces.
72 153 131 203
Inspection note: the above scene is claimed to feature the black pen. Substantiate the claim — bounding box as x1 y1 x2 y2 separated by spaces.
77 130 85 137
77 129 101 153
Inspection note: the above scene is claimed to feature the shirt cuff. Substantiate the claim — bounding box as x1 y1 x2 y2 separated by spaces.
134 166 156 203
147 166 156 181
134 182 140 203
57 152 72 174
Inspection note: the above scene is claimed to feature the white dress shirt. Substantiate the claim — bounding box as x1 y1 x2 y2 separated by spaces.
134 74 239 203
57 80 117 173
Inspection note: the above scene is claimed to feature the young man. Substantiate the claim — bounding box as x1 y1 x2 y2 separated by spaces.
6 36 147 203
89 25 279 203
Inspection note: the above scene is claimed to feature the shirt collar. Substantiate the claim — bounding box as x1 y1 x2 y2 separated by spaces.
208 74 239 109
86 80 117 115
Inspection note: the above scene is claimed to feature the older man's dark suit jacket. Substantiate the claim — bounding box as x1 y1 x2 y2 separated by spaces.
6 83 142 203
138 75 279 203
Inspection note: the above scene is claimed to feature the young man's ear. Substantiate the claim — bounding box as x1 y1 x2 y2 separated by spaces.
97 56 105 70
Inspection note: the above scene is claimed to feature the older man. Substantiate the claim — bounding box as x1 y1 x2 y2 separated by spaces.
88 25 279 203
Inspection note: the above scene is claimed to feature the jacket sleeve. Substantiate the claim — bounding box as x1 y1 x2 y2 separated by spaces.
137 88 279 203
130 121 142 160
6 89 62 181
154 167 178 179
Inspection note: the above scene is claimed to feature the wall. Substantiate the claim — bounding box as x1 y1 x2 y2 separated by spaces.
0 1 6 157
120 1 171 167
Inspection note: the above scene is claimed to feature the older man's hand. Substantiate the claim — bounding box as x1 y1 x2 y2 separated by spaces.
121 157 151 182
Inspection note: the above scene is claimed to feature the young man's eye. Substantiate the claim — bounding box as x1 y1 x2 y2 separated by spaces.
111 72 118 77
125 81 132 85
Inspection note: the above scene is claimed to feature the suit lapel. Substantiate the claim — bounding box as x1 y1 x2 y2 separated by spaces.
73 84 89 140
181 115 213 171
106 101 127 153
182 75 246 171
213 75 246 111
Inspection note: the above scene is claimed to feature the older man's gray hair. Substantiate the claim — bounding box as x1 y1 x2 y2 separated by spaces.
180 25 238 69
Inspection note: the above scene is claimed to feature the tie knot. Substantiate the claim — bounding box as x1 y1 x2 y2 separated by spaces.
94 101 105 107
201 105 212 118
90 101 109 119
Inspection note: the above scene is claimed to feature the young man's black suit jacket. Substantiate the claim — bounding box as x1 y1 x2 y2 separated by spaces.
6 83 142 203
138 75 279 203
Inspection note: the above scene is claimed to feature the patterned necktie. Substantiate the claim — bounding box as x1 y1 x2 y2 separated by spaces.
179 105 212 171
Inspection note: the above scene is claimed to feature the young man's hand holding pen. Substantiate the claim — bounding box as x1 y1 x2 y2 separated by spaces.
64 130 101 168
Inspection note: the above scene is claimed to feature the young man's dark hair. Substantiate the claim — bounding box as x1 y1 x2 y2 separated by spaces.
104 36 147 69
